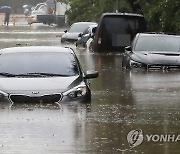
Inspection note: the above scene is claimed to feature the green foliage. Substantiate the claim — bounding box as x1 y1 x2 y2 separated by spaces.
66 0 180 33
66 0 134 24
137 0 180 33
66 0 115 24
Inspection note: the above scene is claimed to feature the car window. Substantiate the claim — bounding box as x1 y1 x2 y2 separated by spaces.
102 16 145 35
97 15 147 48
135 35 180 52
39 5 48 12
34 3 45 10
69 23 95 33
0 52 79 76
83 27 90 35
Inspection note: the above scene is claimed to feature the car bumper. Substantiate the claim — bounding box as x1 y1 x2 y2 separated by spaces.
0 92 91 108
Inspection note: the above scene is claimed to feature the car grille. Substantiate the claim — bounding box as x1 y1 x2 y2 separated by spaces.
9 94 62 104
147 65 180 70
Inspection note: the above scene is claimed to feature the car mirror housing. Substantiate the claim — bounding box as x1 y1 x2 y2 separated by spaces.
92 27 97 33
125 46 132 52
78 33 82 37
84 70 99 79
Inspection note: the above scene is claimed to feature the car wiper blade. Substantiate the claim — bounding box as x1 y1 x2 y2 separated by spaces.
150 52 180 56
31 73 70 77
0 72 72 77
0 72 42 77
17 73 70 77
0 72 16 77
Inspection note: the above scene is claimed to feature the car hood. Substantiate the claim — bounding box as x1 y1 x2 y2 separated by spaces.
131 51 180 65
0 76 80 95
62 32 80 40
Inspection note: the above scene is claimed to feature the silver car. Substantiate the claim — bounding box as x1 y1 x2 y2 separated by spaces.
0 46 98 107
61 22 97 43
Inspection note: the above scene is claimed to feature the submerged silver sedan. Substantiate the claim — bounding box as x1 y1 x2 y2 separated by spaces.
0 46 98 107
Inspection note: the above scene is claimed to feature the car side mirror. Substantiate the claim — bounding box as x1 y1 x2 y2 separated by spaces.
125 46 132 52
92 27 97 33
90 31 95 38
90 35 94 39
64 30 67 33
84 70 99 79
78 33 82 37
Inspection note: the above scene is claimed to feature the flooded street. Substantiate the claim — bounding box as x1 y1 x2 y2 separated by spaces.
0 23 180 154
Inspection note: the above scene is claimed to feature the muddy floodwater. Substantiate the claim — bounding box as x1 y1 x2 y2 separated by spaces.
0 23 180 154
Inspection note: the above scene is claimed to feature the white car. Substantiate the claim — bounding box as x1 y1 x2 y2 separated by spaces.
28 3 48 24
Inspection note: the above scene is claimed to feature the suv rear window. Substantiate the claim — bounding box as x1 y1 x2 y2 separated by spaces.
99 15 146 47
102 16 146 40
103 16 143 34
94 13 147 52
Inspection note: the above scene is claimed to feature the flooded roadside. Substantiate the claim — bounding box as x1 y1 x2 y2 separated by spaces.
0 24 180 154
0 24 64 48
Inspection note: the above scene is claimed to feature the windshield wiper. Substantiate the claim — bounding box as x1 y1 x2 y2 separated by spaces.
0 72 16 77
151 52 180 56
16 73 70 77
0 72 72 77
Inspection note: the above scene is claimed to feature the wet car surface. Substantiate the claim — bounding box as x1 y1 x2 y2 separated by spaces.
0 46 98 106
76 24 97 48
122 33 180 70
0 24 180 154
61 22 97 43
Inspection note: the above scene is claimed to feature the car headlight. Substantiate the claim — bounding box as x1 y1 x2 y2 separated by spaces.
130 59 143 68
63 83 87 98
0 90 8 99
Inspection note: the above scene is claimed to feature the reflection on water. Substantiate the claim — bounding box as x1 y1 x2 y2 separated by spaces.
0 24 180 153
129 71 180 106
0 103 91 154
0 24 64 48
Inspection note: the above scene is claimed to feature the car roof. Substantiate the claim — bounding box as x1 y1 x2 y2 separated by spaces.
88 24 97 28
101 12 144 18
0 46 74 54
138 33 180 37
83 24 97 30
72 22 97 25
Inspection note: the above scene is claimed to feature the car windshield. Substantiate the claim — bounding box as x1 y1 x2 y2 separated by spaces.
0 52 79 77
135 35 180 52
69 23 95 33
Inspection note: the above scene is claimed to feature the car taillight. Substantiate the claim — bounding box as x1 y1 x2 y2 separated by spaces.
98 26 103 44
98 38 101 44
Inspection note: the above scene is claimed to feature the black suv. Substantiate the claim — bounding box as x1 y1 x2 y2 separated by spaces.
93 13 147 52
